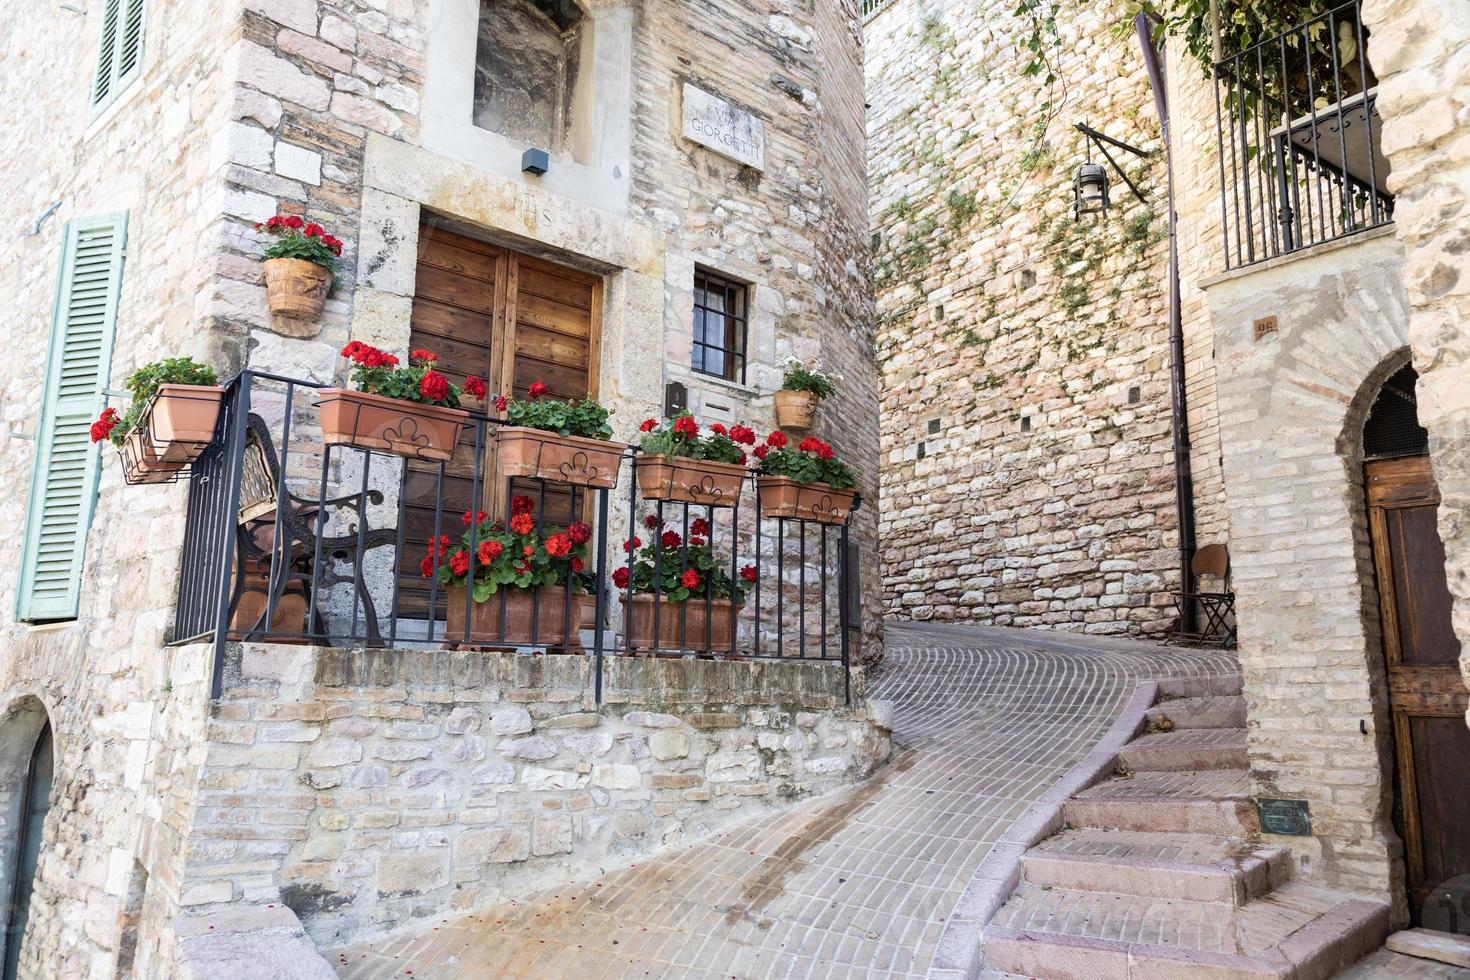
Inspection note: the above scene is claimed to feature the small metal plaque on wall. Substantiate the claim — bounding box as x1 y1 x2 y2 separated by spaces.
1256 798 1312 836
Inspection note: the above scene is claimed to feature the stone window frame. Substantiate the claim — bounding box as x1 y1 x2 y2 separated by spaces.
691 267 750 385
421 0 633 217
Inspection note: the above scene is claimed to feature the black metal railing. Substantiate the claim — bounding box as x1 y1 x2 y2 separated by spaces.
862 0 898 18
1213 0 1393 270
171 372 856 702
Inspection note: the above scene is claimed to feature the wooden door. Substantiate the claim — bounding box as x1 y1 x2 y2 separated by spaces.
1367 454 1470 930
399 224 601 617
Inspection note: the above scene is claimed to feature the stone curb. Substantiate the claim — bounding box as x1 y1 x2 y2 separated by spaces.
925 676 1165 980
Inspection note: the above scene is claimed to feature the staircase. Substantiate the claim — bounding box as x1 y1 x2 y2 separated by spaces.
981 676 1391 979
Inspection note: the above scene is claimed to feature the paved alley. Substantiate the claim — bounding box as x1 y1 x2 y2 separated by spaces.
333 624 1236 979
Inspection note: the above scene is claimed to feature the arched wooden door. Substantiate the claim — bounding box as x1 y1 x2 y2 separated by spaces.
397 222 602 619
1364 367 1470 931
3 723 53 980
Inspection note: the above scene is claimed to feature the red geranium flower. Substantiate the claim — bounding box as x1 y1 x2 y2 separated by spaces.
817 443 834 460
568 521 592 545
478 539 503 564
463 376 487 399
545 533 572 558
493 395 509 413
509 512 535 535
304 223 325 239
419 370 450 403
729 424 756 446
754 445 769 460
321 235 343 256
740 564 758 583
527 381 550 399
660 530 682 549
639 418 658 432
623 536 641 553
462 510 489 526
266 215 284 230
673 415 698 437
523 545 535 557
449 550 471 576
689 536 706 547
766 431 788 448
570 556 584 572
420 555 436 578
283 215 305 229
799 436 822 453
410 348 438 364
511 495 535 515
643 514 660 530
710 422 728 436
690 518 711 537
681 568 701 590
89 407 120 444
613 567 630 589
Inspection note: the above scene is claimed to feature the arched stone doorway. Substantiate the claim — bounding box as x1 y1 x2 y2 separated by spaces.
0 698 53 980
1361 364 1470 932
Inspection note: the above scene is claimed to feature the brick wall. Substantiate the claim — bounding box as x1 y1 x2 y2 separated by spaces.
865 0 1227 635
178 647 888 951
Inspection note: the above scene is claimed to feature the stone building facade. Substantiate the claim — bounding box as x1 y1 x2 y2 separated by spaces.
0 0 881 976
868 0 1470 936
865 0 1230 635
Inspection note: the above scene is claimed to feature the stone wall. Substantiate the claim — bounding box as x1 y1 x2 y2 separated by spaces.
1203 231 1411 912
865 0 1224 635
177 645 888 951
1361 0 1470 711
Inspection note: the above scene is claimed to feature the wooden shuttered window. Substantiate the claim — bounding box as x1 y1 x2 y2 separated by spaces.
91 0 146 112
17 215 128 622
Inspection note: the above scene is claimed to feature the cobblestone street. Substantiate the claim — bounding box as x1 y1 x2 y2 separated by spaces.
333 625 1236 979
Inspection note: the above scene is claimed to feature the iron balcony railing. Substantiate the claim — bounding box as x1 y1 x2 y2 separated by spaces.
171 372 857 701
1213 0 1393 270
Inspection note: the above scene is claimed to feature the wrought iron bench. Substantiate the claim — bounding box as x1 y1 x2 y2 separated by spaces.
228 413 397 644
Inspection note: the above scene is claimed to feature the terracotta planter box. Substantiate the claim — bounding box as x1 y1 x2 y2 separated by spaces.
446 586 590 649
264 257 333 321
634 454 747 508
496 426 627 489
756 476 858 525
318 388 468 462
145 384 225 462
774 389 819 430
623 595 741 654
120 428 187 485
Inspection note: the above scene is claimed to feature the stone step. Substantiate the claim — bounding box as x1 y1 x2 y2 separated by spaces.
1119 728 1250 772
1024 828 1290 905
1146 694 1247 731
1339 946 1470 978
1156 674 1244 699
982 881 1389 979
1063 769 1259 836
1386 928 1470 969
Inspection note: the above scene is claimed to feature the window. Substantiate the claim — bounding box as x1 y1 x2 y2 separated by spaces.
17 215 127 622
474 0 582 151
91 0 146 114
692 269 748 384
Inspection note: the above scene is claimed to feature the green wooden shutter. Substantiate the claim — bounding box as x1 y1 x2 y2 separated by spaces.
17 215 127 622
91 0 145 111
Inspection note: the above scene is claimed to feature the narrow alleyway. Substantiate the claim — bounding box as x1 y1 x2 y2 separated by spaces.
333 624 1236 979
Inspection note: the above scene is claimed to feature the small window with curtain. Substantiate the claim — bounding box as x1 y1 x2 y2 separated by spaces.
692 268 748 384
92 0 147 114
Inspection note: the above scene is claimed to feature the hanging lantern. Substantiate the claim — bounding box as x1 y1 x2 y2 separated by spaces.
1073 162 1110 218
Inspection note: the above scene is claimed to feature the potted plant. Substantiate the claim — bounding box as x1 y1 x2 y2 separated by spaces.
430 495 595 649
90 357 223 484
634 414 756 507
318 345 476 461
491 382 627 488
774 357 839 430
256 214 344 321
613 516 756 654
753 432 859 525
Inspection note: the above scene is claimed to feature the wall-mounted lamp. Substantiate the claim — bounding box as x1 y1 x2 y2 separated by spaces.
1072 122 1151 219
522 147 550 176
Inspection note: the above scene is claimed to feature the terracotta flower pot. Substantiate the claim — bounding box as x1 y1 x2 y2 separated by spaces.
634 454 747 508
496 426 628 489
622 595 741 654
756 475 858 525
264 257 334 321
120 429 188 485
774 390 819 430
318 388 468 462
446 586 590 650
144 384 224 463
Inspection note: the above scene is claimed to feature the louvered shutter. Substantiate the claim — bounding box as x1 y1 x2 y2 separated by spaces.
91 0 145 111
17 215 127 622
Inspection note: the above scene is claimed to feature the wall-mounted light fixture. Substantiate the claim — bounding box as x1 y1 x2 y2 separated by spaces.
1072 122 1151 219
522 147 550 176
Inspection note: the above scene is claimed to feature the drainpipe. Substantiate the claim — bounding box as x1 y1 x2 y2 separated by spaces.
1135 13 1200 631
